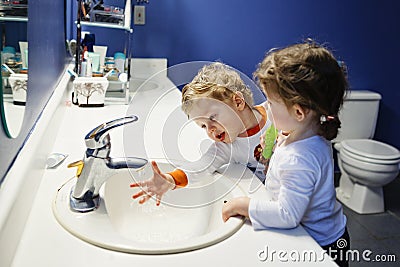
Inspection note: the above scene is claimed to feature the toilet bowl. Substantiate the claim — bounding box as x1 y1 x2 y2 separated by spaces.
335 139 400 214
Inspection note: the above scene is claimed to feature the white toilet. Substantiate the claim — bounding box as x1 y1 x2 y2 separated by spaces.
334 90 400 214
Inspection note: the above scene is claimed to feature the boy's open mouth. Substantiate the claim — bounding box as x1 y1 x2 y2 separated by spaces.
216 132 225 141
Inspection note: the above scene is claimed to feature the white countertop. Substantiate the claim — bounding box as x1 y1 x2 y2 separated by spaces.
9 70 336 266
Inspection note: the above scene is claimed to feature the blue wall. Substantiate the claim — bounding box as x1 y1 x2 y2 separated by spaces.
70 0 400 149
0 0 67 181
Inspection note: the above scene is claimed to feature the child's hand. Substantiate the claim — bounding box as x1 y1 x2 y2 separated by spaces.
130 161 175 206
222 196 250 222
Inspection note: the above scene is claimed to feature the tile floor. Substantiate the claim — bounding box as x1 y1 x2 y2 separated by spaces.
337 175 400 266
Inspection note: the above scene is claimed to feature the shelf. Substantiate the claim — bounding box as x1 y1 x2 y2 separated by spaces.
0 16 28 22
75 0 133 105
77 21 131 31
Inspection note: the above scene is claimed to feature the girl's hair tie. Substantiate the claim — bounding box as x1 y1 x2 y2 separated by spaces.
320 115 335 124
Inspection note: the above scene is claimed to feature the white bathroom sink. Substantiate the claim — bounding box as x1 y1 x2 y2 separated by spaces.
53 162 246 254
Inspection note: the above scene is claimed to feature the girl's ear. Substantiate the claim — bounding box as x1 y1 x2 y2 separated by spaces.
292 104 308 122
232 91 246 111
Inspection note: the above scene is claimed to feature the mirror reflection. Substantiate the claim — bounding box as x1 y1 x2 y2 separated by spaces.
0 0 28 138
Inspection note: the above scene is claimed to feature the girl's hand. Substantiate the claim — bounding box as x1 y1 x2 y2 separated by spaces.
222 197 250 222
130 161 175 206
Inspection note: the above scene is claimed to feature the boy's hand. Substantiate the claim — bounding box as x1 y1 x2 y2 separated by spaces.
222 196 250 222
130 161 175 206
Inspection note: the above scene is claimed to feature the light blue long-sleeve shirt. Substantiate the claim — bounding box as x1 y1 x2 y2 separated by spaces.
249 135 347 246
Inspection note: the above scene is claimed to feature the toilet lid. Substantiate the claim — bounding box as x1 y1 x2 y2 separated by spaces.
341 139 400 161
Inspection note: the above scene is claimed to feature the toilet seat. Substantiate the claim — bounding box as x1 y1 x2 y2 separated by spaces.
341 148 400 165
341 139 400 165
340 149 400 174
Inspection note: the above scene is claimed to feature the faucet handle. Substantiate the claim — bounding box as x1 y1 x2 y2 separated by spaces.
85 116 138 149
67 160 84 177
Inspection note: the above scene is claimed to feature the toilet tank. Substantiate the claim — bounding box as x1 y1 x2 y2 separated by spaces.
334 90 381 143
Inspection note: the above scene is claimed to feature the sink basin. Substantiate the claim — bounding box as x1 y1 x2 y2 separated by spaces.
53 162 246 254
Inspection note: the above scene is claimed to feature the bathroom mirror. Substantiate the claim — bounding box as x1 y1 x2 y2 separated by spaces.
0 2 28 138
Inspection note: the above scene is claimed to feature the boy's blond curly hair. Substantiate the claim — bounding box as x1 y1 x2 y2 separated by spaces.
182 62 254 114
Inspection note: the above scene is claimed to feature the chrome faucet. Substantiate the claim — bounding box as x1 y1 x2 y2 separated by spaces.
68 116 148 212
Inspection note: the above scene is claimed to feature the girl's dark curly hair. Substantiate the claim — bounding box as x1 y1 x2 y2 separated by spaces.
254 40 349 140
